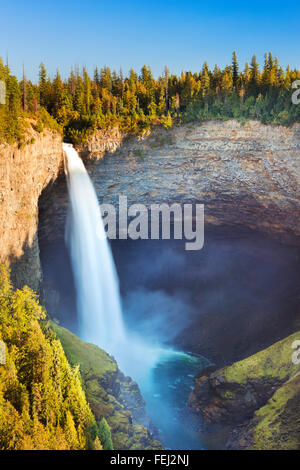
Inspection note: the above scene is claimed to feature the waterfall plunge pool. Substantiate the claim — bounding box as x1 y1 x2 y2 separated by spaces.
39 228 300 450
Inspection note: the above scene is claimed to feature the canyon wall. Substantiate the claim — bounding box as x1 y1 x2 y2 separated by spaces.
79 127 124 159
2 119 299 289
0 128 62 290
39 120 300 246
38 119 300 367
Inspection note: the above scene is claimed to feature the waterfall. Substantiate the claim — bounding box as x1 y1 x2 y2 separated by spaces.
63 143 173 379
63 143 126 353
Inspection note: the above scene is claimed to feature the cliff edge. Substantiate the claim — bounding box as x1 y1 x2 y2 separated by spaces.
0 125 62 290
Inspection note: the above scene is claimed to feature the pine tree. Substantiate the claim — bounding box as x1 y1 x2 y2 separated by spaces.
232 51 239 90
22 63 27 112
98 418 113 450
94 436 103 450
0 266 99 450
39 63 48 108
249 55 260 94
201 62 210 94
164 66 169 111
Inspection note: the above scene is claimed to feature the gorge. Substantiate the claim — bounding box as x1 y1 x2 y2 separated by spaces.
1 119 300 449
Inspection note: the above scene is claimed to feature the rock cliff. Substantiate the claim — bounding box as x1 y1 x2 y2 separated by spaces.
78 127 124 159
40 120 300 245
0 127 62 290
90 120 300 243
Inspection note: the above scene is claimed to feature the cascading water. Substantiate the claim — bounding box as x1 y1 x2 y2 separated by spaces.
63 143 175 379
63 143 210 448
64 143 126 353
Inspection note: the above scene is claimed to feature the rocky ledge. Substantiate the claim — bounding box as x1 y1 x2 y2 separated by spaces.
77 127 124 159
189 331 300 449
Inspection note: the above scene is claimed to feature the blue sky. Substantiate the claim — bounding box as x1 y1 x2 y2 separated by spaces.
0 0 299 81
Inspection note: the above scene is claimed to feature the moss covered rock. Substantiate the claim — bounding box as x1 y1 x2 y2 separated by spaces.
249 371 300 449
189 331 300 449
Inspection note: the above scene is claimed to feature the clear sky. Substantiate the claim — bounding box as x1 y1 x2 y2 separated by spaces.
1 0 299 81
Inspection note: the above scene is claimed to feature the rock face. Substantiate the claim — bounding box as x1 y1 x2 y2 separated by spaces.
40 120 300 245
0 128 62 290
189 331 300 449
77 127 124 159
89 120 300 243
38 118 300 367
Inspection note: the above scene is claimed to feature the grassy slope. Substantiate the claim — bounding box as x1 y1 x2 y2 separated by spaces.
251 371 300 449
220 331 300 384
52 323 117 378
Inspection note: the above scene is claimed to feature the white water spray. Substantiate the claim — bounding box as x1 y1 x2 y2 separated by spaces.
64 143 126 354
63 143 177 379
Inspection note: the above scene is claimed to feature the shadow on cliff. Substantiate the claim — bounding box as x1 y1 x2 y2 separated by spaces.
8 232 43 294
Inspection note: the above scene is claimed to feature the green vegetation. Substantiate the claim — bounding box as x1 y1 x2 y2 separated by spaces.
53 324 161 450
220 331 300 384
0 265 155 451
0 265 101 450
207 331 300 449
52 322 117 378
251 372 300 449
99 417 114 450
0 59 61 145
234 334 300 450
0 58 24 143
1 52 300 145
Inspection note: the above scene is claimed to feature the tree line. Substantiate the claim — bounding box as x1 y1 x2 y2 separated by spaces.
0 52 300 144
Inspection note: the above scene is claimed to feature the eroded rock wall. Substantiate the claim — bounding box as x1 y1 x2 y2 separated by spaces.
40 120 300 245
0 129 62 290
78 127 124 159
90 120 300 242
